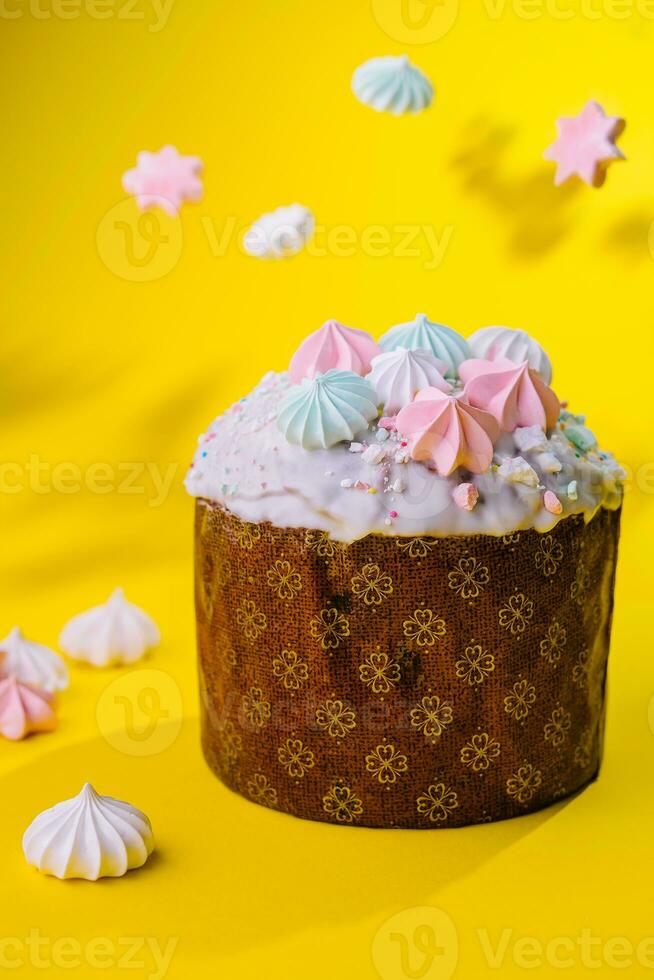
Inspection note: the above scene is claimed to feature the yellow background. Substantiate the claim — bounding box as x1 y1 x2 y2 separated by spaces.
2 0 654 977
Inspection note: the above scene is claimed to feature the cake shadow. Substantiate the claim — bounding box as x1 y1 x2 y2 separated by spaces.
3 720 576 957
448 117 581 260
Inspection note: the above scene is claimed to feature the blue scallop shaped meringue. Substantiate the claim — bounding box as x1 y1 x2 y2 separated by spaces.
277 370 379 450
352 55 433 116
379 314 470 379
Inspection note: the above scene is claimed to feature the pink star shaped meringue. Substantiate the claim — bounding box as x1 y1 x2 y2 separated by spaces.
544 101 625 188
122 145 203 216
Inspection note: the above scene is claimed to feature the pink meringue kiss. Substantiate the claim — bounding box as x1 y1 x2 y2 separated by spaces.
0 677 57 741
289 320 381 383
459 358 560 433
453 482 479 511
396 387 499 476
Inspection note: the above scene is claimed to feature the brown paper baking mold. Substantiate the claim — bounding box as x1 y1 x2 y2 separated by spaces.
195 501 620 829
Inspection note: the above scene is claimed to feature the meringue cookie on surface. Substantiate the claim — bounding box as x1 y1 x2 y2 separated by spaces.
23 784 155 880
59 588 160 667
0 677 57 741
277 370 379 450
366 348 452 414
468 326 553 384
379 314 471 379
244 204 314 259
0 627 68 693
352 55 433 115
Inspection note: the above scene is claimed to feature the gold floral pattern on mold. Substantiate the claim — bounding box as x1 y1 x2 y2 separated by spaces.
535 534 564 577
396 537 437 558
499 593 534 634
403 609 446 647
539 621 567 665
455 645 495 685
247 772 277 808
504 679 537 721
544 706 572 747
416 781 459 823
266 559 302 600
309 607 350 649
506 763 542 804
351 563 393 605
322 782 363 823
315 699 357 739
410 695 453 739
278 738 315 778
460 733 501 772
359 651 401 694
236 598 267 643
233 522 261 551
272 649 309 691
365 744 408 784
304 529 336 558
448 556 489 600
241 686 271 729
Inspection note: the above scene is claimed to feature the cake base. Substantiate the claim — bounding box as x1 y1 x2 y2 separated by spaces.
195 502 620 829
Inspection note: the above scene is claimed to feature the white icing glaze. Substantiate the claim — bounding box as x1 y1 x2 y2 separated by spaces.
184 372 624 541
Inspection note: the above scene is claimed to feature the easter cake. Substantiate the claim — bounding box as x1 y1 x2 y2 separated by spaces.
186 316 622 828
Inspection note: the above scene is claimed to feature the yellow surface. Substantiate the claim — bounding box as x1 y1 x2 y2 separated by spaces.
2 2 654 978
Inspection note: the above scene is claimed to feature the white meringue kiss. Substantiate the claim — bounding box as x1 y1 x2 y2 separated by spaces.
59 588 160 667
367 347 451 413
23 783 155 880
0 627 68 693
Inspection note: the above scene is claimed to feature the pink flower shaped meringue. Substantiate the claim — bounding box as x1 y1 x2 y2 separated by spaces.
289 320 381 383
0 677 57 741
122 145 203 217
396 387 499 476
459 358 560 433
543 101 625 188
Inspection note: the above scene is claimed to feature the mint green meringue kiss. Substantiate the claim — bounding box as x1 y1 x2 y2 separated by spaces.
277 370 379 450
379 313 471 379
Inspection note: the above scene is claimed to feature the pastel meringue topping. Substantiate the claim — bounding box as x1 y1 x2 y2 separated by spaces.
352 55 433 115
0 627 68 694
59 588 160 667
396 387 500 476
468 326 553 384
367 347 451 413
277 370 379 450
379 314 471 379
289 320 380 383
23 783 155 880
459 358 560 432
0 677 57 741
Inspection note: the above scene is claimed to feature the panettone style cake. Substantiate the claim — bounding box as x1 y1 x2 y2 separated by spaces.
186 316 623 828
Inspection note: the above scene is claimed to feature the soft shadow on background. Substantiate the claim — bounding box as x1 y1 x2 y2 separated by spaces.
449 118 581 260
